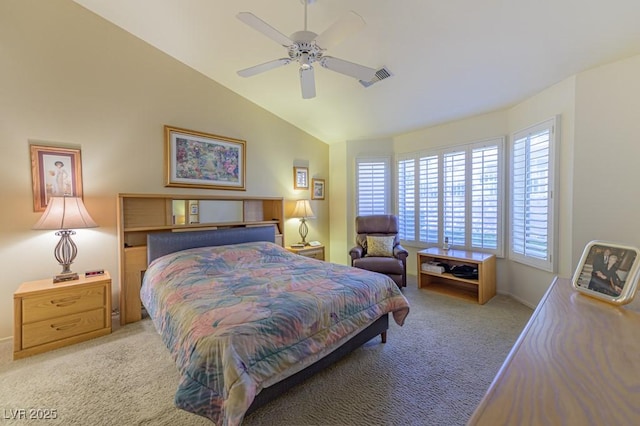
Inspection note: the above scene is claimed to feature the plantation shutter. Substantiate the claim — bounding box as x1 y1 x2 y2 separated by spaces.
356 158 389 216
471 146 499 249
443 151 466 246
397 158 416 241
510 117 556 271
419 155 439 243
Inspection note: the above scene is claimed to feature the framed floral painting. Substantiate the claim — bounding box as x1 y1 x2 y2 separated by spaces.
165 125 246 190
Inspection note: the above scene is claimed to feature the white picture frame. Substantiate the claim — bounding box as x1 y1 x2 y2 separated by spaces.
572 240 640 305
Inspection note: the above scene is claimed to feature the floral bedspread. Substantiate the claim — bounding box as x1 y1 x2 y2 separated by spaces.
140 241 410 425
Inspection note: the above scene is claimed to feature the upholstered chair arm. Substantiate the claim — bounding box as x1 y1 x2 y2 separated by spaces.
394 244 409 261
349 246 364 265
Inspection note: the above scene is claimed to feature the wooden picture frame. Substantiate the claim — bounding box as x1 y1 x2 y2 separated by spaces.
311 178 325 200
30 144 83 212
293 166 309 190
572 240 640 305
165 125 246 191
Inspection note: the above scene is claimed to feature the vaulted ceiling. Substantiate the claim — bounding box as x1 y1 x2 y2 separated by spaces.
73 0 640 144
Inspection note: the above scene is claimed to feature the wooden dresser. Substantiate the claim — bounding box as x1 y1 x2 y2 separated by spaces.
468 276 640 425
13 273 112 359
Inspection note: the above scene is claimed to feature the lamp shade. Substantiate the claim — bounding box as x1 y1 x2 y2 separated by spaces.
291 199 315 219
33 197 98 230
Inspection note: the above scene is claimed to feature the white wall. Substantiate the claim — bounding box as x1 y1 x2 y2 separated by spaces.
0 0 329 339
573 55 640 265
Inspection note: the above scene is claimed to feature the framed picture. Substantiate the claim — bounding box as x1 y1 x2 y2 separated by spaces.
165 125 246 190
311 178 325 200
572 240 640 305
293 166 309 190
30 144 83 212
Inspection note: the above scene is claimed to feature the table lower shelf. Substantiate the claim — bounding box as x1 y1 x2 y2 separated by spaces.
419 274 480 303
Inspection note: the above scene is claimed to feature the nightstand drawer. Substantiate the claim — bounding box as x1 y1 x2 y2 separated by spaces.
22 285 106 323
22 308 106 349
304 248 324 260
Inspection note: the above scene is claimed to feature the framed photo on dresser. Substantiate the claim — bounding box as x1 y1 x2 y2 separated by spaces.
572 240 640 305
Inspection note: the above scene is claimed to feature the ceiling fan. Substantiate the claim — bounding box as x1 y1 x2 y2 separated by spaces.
236 1 377 99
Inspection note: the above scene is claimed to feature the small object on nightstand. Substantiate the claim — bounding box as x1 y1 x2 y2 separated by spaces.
85 269 105 277
291 243 305 248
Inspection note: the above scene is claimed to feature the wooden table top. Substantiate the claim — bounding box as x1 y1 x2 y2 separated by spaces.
468 277 640 425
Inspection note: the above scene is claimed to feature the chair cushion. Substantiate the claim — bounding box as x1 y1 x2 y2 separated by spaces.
366 235 395 257
353 257 404 275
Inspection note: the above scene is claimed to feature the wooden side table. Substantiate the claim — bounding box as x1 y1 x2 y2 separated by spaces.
13 272 112 359
286 245 325 261
417 247 496 304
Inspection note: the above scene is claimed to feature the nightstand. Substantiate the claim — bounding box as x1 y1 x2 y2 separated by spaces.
13 272 112 359
286 245 325 261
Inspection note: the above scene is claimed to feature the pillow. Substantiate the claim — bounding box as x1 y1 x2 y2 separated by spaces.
366 235 395 257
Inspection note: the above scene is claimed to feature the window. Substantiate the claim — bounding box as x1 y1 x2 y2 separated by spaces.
397 137 504 255
509 117 558 272
356 157 390 216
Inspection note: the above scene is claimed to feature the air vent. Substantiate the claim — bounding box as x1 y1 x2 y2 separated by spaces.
359 67 393 88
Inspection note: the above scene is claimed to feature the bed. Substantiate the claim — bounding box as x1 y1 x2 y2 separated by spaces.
140 226 410 425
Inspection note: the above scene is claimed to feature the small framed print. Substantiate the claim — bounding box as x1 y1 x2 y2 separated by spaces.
311 178 325 200
293 166 309 190
30 144 83 212
572 241 640 305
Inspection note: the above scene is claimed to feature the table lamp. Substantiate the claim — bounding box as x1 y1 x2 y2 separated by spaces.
291 199 315 245
32 196 98 282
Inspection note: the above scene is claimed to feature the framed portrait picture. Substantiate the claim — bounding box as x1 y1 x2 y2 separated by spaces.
30 144 83 212
311 178 325 200
572 240 640 305
293 166 309 190
165 125 246 191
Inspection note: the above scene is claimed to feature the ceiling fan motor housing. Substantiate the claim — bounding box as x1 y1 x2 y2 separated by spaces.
288 31 323 65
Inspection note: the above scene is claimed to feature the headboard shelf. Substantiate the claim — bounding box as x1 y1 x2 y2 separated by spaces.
117 193 285 325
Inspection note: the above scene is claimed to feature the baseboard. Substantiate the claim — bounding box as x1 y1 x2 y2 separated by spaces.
506 292 536 310
0 335 13 344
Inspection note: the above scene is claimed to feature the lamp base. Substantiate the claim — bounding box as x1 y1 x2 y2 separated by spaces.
53 272 79 283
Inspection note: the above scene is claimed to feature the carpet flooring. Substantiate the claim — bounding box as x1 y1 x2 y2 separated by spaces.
0 279 532 425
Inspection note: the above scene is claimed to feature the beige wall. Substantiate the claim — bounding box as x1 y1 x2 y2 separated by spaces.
573 55 640 264
505 77 576 306
0 0 329 339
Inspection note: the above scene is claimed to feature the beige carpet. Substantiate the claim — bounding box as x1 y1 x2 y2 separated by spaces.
0 280 532 425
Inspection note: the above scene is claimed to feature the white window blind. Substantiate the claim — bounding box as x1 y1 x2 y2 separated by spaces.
510 117 557 272
443 151 466 246
397 158 415 240
356 157 390 216
471 146 500 250
419 155 439 243
397 137 504 255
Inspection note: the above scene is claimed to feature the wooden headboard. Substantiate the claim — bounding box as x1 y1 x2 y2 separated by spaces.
117 193 284 325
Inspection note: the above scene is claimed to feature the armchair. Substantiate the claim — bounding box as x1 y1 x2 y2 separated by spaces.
349 215 408 288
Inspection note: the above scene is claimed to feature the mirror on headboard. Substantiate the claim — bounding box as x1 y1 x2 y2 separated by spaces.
172 200 244 225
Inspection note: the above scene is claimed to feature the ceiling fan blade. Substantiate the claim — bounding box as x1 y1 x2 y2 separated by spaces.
237 58 292 77
319 56 377 81
300 67 316 99
314 11 366 50
237 12 293 47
